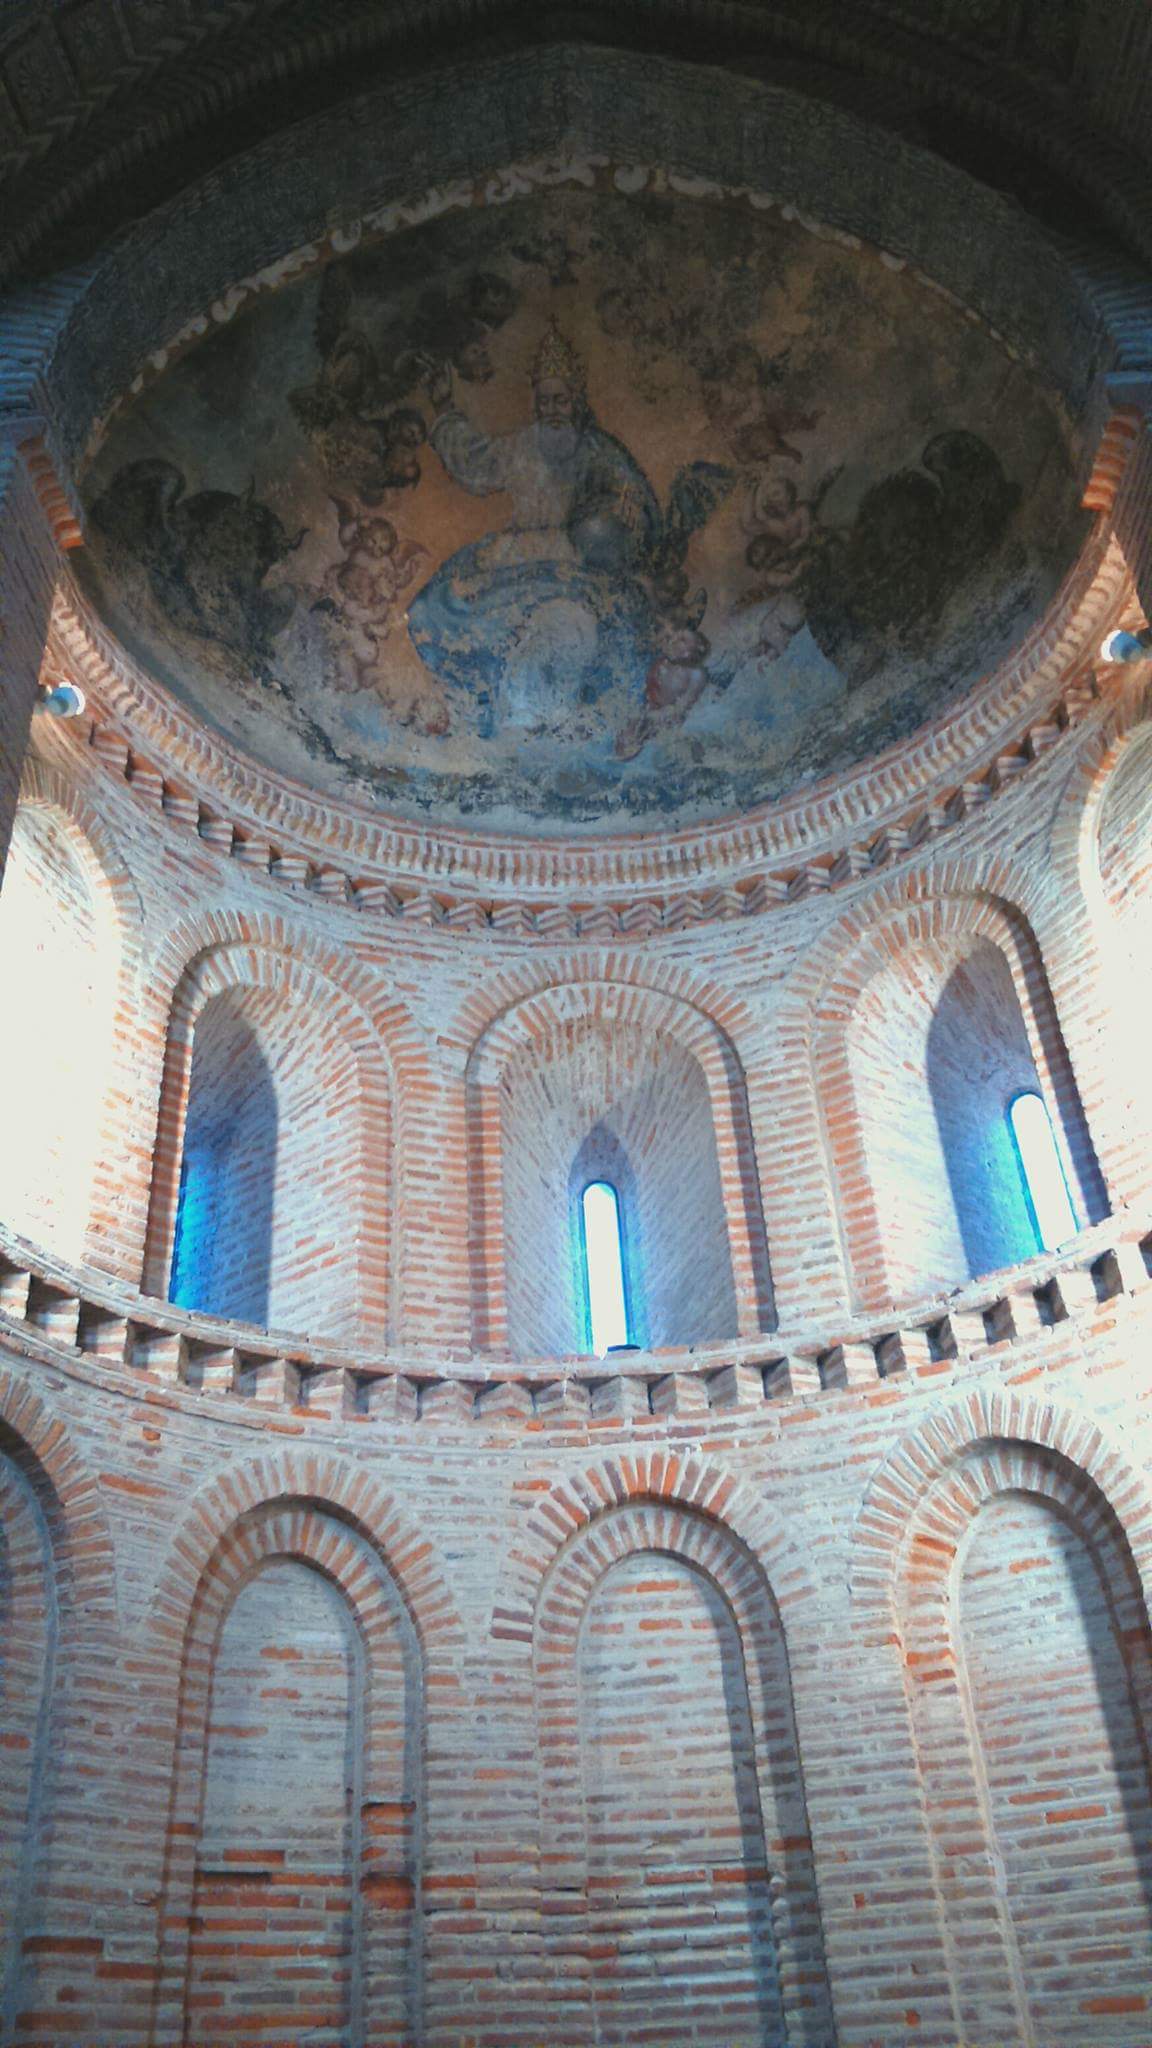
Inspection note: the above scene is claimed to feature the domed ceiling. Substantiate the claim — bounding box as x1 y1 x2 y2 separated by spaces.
78 166 1089 836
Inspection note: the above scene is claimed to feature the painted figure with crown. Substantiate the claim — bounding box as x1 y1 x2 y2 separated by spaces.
408 322 665 736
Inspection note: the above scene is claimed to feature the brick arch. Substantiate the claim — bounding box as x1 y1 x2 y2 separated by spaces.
851 1385 1152 1640
1074 683 1152 916
16 755 145 965
528 1492 836 2042
793 875 1104 1310
851 1390 1152 2041
464 974 772 1352
0 1365 118 1620
147 1458 453 2047
147 909 430 1070
148 1449 466 1655
141 914 434 1342
450 949 760 1060
492 1452 817 1645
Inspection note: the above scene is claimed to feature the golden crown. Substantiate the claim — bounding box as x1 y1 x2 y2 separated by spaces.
531 320 586 391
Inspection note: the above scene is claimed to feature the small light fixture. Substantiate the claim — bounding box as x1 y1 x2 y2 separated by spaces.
1100 627 1152 665
36 680 86 718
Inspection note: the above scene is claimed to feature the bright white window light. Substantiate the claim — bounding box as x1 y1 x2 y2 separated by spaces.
581 1180 630 1354
1009 1090 1078 1252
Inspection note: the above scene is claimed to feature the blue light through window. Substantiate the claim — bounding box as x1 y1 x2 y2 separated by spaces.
1008 1090 1077 1252
581 1180 631 1354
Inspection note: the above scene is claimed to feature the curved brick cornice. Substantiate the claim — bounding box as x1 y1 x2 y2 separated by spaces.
0 1206 1149 1432
50 531 1137 938
850 1385 1152 1638
0 1363 118 1617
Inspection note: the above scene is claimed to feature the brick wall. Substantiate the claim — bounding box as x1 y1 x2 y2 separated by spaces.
0 802 117 1264
3 1328 1152 2045
0 389 1151 2048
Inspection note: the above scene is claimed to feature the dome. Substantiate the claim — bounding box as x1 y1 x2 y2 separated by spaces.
77 171 1087 835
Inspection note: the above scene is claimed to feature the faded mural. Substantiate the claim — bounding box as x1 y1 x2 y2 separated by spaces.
79 170 1088 833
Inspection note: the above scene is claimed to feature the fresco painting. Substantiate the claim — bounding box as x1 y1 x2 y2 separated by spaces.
80 174 1088 833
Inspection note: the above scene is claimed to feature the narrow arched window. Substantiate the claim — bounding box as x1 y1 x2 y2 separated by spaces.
580 1180 631 1354
1008 1090 1077 1253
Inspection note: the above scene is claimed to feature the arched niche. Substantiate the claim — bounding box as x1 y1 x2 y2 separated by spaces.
169 987 284 1327
146 944 394 1343
501 1018 736 1356
466 980 773 1357
158 1504 423 2048
892 1443 1152 2044
534 1500 835 2048
0 799 120 1263
812 901 1105 1311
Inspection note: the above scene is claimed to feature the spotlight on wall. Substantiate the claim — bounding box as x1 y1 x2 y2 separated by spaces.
1100 627 1152 665
35 680 86 718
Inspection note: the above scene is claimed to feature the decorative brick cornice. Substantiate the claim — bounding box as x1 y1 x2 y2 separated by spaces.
0 421 82 548
51 528 1140 941
1 1213 1147 1438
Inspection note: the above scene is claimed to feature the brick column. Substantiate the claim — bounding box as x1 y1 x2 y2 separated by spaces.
0 425 78 879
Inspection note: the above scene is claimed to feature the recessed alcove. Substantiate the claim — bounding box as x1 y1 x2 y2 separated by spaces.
815 910 1107 1312
500 1021 738 1356
467 985 773 1357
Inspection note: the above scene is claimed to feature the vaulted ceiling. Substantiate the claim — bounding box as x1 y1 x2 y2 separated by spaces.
2 0 1151 284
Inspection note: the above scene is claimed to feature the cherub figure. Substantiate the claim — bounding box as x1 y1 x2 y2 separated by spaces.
314 496 428 687
615 622 712 761
739 471 831 661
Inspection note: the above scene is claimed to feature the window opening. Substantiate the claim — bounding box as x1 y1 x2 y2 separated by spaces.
1008 1090 1077 1252
580 1180 631 1354
169 1150 193 1304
